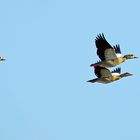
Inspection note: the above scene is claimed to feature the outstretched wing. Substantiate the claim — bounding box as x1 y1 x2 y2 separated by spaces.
113 44 122 57
111 67 121 75
95 33 117 61
94 66 112 78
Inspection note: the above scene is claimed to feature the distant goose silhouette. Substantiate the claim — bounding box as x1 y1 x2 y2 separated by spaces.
0 56 5 61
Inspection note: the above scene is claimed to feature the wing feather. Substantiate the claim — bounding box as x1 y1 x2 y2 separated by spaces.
111 67 121 75
95 33 117 60
94 66 112 78
104 48 117 60
113 44 122 57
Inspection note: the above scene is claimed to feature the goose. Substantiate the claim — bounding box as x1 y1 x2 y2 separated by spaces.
0 56 5 61
90 33 137 67
87 66 132 84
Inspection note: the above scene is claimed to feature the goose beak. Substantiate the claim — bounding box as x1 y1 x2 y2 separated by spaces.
134 56 138 58
126 73 133 76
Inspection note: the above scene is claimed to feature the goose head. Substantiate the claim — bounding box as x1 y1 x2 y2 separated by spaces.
123 54 138 59
121 72 133 78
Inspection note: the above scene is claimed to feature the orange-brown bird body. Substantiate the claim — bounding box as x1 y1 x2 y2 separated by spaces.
90 34 137 67
87 66 132 84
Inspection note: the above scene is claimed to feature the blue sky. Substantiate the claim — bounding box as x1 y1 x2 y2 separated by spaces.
0 0 140 140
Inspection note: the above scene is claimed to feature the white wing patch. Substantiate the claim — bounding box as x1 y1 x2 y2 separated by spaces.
112 72 120 76
116 53 122 57
111 67 121 76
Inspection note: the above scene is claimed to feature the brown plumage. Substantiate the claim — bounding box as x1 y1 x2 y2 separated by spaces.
87 66 132 84
90 33 137 67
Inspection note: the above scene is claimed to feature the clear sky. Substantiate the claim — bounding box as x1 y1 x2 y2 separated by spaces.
0 0 140 140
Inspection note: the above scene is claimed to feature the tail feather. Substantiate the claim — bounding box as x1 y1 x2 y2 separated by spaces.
87 78 98 83
90 60 101 67
90 63 99 67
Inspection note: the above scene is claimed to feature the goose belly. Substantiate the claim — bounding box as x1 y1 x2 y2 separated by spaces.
100 59 120 67
97 77 112 84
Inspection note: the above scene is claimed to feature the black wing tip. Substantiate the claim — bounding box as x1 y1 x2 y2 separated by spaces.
114 44 119 48
95 33 105 40
113 44 121 54
112 67 121 74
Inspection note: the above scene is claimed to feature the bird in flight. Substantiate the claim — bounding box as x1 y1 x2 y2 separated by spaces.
87 66 132 84
90 33 137 67
0 56 5 61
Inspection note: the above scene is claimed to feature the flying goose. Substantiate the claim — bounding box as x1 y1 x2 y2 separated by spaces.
0 56 5 61
87 66 132 84
90 33 137 67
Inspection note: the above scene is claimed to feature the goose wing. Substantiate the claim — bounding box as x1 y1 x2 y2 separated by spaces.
111 67 121 76
95 33 117 61
113 44 122 57
94 66 112 78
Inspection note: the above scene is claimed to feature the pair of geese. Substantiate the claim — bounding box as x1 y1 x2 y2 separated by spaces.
88 33 138 84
